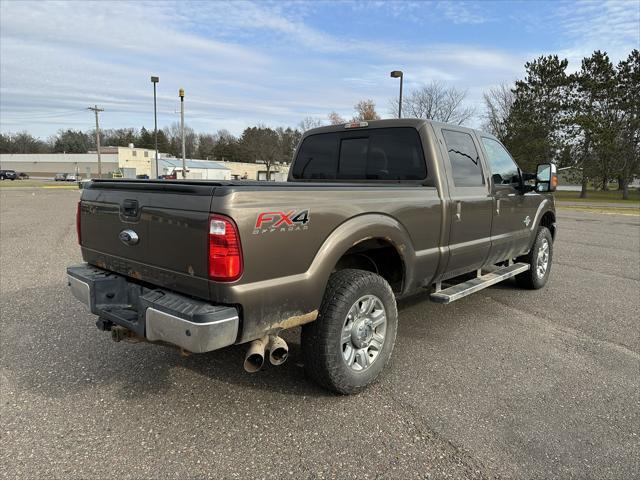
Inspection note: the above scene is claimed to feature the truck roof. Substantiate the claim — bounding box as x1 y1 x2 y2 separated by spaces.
303 118 488 138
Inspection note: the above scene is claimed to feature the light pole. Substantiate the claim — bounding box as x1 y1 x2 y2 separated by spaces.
390 70 403 118
179 88 186 179
151 76 159 178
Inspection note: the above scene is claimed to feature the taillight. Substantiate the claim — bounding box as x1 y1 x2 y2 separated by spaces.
76 201 82 245
208 214 243 281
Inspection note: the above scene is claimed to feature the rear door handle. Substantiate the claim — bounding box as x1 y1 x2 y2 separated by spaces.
455 201 462 221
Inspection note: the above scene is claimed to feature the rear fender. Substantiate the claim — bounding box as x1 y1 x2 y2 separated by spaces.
229 213 415 342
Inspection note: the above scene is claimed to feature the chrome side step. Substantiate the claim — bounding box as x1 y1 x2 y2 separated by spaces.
430 262 530 304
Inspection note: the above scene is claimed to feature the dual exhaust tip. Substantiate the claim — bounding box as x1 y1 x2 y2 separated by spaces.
244 335 289 373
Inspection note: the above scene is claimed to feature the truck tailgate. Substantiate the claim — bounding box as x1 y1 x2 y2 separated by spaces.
79 181 216 300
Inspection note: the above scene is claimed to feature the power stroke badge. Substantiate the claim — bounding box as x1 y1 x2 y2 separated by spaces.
253 209 310 235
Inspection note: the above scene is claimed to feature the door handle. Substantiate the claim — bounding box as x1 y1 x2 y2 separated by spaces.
496 198 501 214
455 201 462 221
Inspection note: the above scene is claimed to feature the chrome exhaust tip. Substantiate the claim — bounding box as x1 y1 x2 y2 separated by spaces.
268 335 289 366
243 336 268 373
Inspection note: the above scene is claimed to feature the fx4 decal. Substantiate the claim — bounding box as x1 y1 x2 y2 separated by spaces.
253 209 310 234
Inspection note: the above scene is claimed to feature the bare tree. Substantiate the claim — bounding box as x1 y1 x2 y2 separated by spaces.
328 111 346 125
482 83 515 141
163 122 197 159
353 99 380 121
298 116 325 132
389 81 476 125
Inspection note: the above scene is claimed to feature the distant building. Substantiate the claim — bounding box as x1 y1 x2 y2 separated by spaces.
0 145 165 178
159 158 230 180
0 152 119 178
0 145 288 181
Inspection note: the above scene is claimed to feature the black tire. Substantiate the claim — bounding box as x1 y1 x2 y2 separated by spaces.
302 269 398 394
516 226 553 289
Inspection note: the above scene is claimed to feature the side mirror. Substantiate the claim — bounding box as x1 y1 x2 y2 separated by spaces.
535 163 557 192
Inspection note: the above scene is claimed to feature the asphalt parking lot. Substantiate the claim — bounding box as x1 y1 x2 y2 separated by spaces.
1 188 638 479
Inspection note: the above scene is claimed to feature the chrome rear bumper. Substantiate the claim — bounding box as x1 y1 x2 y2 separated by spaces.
67 264 238 353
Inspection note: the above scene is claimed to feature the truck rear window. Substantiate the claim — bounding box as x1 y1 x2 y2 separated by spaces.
292 127 426 181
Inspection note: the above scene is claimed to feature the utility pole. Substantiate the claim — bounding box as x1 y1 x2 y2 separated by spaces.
179 88 186 179
88 105 104 178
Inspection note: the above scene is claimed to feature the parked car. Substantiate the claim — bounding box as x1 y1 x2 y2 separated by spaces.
54 173 67 181
0 169 18 180
66 173 78 182
67 119 558 394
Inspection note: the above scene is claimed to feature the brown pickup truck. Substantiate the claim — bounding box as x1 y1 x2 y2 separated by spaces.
67 119 558 393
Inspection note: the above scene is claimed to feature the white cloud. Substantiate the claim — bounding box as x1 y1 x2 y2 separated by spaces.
1 0 637 137
553 0 640 67
435 1 489 25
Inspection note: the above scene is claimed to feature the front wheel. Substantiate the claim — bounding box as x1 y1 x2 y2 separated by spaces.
516 226 553 289
302 269 398 394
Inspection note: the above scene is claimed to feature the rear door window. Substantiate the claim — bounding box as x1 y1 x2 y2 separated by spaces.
292 127 426 181
442 129 484 187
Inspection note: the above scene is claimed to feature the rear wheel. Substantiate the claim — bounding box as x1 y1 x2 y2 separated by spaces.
302 269 398 394
516 226 553 289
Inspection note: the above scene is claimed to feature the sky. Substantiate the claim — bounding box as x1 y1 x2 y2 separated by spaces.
1 0 638 138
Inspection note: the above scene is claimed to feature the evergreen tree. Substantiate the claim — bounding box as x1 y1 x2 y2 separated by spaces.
503 55 570 172
138 127 154 149
616 50 640 199
52 129 92 153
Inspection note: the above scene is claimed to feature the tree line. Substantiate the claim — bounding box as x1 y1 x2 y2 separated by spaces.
0 88 477 165
0 124 304 173
2 49 637 197
484 49 639 199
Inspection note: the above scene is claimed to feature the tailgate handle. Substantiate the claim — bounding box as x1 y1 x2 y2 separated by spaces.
122 199 139 217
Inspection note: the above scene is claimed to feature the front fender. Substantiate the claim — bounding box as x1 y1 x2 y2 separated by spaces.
527 197 556 249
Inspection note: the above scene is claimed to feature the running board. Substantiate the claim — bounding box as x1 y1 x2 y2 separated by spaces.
430 262 530 304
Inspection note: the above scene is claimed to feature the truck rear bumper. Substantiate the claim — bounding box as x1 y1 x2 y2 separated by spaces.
67 264 239 353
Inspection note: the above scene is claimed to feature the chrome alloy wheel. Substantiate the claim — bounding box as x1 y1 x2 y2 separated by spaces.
341 295 387 372
536 238 550 278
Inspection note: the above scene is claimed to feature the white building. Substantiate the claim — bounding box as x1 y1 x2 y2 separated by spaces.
159 158 231 180
0 145 158 178
0 146 284 181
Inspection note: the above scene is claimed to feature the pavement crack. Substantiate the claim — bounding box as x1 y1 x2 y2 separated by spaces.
375 381 497 479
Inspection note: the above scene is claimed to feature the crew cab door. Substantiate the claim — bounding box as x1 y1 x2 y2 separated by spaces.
479 136 537 263
436 127 493 278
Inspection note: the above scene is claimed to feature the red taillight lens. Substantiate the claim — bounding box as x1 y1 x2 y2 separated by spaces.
76 201 82 245
208 214 243 281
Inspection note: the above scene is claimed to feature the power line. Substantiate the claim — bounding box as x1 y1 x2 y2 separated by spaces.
1 108 88 120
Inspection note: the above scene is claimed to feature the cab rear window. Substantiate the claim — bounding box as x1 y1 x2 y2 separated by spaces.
292 127 426 181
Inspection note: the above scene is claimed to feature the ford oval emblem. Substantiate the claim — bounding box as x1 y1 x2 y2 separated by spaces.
119 229 139 246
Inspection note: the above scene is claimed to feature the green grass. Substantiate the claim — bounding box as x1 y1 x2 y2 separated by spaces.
554 189 640 204
557 205 640 216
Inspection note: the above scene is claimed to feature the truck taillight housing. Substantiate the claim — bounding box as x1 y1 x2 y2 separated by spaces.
76 201 82 245
208 214 243 281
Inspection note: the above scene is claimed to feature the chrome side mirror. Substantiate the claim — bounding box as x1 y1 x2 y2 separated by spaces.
535 163 557 192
